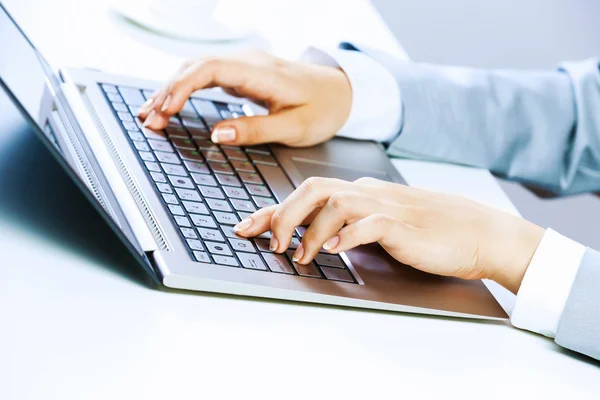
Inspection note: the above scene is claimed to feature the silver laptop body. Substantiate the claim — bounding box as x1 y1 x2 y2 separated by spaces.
0 4 507 320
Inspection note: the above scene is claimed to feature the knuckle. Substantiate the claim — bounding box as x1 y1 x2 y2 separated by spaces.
327 191 353 213
372 213 393 230
300 176 324 193
270 208 285 230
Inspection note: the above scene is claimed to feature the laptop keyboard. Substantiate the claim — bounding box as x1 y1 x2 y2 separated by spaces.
100 83 356 284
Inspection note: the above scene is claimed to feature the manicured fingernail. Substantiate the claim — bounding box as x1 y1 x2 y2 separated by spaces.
161 95 171 112
139 98 154 114
211 127 236 144
234 217 252 232
269 237 278 252
143 110 155 127
292 244 304 262
323 236 340 250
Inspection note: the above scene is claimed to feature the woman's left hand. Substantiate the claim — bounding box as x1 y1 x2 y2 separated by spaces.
233 177 544 294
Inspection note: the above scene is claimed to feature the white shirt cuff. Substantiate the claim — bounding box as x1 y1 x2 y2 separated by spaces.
300 46 402 143
511 229 586 338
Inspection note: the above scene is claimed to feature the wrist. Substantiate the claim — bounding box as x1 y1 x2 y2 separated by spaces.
486 215 545 294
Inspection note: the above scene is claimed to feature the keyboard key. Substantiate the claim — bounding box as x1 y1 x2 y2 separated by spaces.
193 251 211 263
208 162 234 175
187 239 204 251
128 131 145 142
219 109 233 120
191 99 221 124
118 87 145 106
220 225 240 238
213 255 239 267
162 193 179 205
112 102 128 112
198 185 225 199
231 199 256 212
205 241 233 256
214 211 239 225
202 150 226 162
174 215 191 227
238 253 267 271
188 128 211 139
262 253 294 274
194 138 219 151
177 148 204 161
149 140 174 153
168 116 181 125
162 163 188 177
191 173 217 186
142 89 155 99
246 184 270 197
181 227 198 239
102 83 118 93
228 238 255 253
237 212 253 221
117 111 133 122
223 147 248 161
184 161 210 174
254 238 271 252
182 200 209 215
289 237 301 249
156 183 173 194
190 214 217 228
231 160 255 172
206 198 232 212
198 228 225 242
155 152 181 164
168 204 185 216
286 251 321 278
180 100 198 118
123 121 139 131
166 125 188 138
257 231 273 239
238 172 263 184
223 186 249 200
320 267 354 282
314 254 345 268
150 171 167 183
169 176 194 189
248 152 278 166
171 137 196 150
175 188 202 202
253 196 276 208
145 161 161 172
107 92 122 102
182 117 208 131
227 103 245 114
141 127 167 141
134 141 150 151
138 151 155 162
215 174 241 187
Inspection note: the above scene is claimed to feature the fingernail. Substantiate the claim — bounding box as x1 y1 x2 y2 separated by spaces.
211 127 236 144
323 235 340 250
161 95 171 112
234 217 252 232
143 110 155 127
139 98 154 114
292 244 304 262
269 237 278 252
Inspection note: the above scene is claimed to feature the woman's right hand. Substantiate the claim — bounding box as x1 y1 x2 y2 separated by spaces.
137 50 353 147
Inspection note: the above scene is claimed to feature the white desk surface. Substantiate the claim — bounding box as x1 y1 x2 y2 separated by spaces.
2 0 599 398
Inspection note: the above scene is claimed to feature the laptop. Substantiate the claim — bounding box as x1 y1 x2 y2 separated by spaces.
0 4 507 320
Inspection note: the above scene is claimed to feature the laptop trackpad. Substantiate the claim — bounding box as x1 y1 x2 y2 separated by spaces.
292 159 392 182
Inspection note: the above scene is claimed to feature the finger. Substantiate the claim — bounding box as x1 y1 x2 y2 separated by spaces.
324 213 420 256
294 191 389 264
269 177 355 253
233 205 321 239
148 58 285 129
210 109 307 145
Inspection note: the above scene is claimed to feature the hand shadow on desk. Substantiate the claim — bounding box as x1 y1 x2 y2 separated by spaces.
0 122 151 287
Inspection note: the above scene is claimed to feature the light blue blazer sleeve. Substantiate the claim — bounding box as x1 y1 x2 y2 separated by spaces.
341 43 600 195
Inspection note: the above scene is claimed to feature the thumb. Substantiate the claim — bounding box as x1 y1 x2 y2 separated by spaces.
211 109 304 146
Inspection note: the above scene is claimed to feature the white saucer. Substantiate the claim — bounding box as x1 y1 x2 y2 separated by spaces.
112 3 254 42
